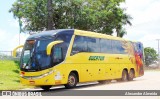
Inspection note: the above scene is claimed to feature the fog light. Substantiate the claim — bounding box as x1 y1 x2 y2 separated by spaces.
29 81 35 84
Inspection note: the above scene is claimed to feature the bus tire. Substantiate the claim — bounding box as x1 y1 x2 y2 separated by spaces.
40 85 52 90
64 72 78 89
128 69 135 81
121 70 128 81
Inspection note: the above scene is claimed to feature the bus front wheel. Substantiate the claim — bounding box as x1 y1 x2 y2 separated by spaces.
64 73 78 89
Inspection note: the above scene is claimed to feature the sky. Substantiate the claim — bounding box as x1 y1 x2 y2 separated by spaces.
0 0 160 54
0 0 29 51
122 0 160 52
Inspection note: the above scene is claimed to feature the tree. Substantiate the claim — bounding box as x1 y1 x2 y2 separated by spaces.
115 13 132 37
144 47 158 66
47 0 54 30
118 28 127 37
9 0 132 37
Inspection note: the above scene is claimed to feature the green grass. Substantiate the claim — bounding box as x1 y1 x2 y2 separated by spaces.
0 60 31 90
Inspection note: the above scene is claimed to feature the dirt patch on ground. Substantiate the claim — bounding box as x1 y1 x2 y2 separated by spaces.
144 66 160 71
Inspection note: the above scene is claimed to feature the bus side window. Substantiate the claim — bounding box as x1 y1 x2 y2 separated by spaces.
71 36 87 55
87 37 100 52
100 39 112 53
112 40 126 54
53 47 63 63
55 33 72 58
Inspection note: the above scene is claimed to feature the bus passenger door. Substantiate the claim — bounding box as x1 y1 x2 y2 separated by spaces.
68 35 94 82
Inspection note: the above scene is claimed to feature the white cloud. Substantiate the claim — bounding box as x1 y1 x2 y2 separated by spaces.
8 19 19 28
0 29 5 34
0 28 29 51
122 0 160 52
0 29 6 42
139 33 160 50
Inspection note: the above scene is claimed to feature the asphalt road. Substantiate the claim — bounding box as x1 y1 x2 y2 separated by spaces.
75 70 160 90
21 71 160 97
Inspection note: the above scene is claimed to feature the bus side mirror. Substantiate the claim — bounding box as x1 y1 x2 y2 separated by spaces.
13 45 24 57
46 40 63 56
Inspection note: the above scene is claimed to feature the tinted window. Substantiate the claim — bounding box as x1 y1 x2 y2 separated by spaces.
56 33 72 43
55 33 73 58
71 36 87 55
35 39 53 69
36 39 53 52
100 39 112 53
112 40 126 54
87 37 100 52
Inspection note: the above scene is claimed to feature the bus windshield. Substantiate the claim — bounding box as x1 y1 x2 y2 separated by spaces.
20 32 73 72
21 40 36 71
21 39 54 71
35 39 54 69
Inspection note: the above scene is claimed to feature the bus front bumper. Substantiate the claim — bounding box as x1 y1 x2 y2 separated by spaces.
20 71 66 86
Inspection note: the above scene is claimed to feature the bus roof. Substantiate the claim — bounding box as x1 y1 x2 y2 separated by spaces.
74 29 129 41
26 29 130 42
26 29 74 40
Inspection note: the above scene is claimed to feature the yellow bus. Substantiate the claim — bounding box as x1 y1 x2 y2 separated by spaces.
13 29 144 90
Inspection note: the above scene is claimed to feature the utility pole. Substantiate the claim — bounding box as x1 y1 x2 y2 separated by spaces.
156 39 160 67
18 17 22 57
156 39 160 58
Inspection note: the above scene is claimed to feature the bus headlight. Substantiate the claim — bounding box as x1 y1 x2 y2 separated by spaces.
21 70 54 80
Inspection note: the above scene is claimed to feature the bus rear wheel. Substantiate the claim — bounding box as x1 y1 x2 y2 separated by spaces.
40 85 52 90
128 69 135 81
121 70 128 81
64 73 78 89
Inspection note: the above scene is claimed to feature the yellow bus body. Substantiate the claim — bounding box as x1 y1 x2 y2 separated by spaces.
20 29 144 86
